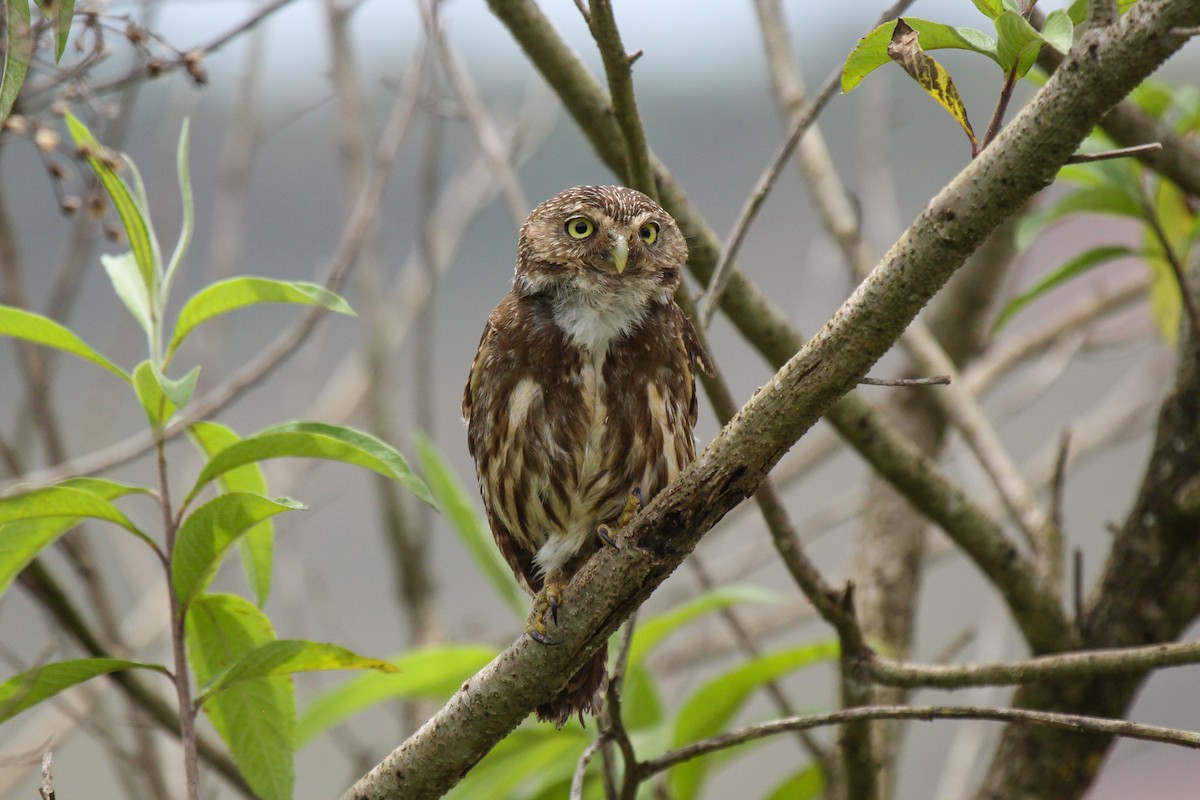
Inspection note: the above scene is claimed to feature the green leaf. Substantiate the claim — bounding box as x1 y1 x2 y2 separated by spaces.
971 0 1004 19
1040 9 1074 55
132 359 177 428
1016 184 1145 250
33 0 74 62
995 10 1044 77
0 305 129 382
188 422 274 605
842 18 999 93
187 593 293 800
1 0 31 124
164 118 193 294
59 477 154 499
296 644 496 747
0 478 150 597
200 640 396 702
414 433 523 616
628 584 780 669
886 19 977 150
64 113 158 293
446 728 590 800
101 252 153 337
620 664 665 730
0 485 148 543
993 245 1138 333
765 764 825 800
166 278 355 362
669 641 839 800
184 422 435 509
172 493 304 612
156 364 199 410
0 658 165 724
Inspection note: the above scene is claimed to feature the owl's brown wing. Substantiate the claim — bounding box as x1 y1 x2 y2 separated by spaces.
675 306 714 434
681 310 715 379
462 304 542 596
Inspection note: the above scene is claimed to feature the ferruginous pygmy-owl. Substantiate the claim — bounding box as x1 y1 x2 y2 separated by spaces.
462 185 713 727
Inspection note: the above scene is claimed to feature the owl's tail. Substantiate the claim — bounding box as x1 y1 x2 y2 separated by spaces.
536 643 608 729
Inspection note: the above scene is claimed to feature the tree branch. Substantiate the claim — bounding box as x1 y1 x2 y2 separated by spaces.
636 705 1200 779
338 4 1200 797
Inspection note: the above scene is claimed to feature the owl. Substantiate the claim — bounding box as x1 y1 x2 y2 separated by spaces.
463 185 713 727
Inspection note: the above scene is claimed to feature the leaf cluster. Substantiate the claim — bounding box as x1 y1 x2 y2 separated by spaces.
0 116 434 799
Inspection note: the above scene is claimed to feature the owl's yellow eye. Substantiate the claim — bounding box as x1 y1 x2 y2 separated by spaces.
638 222 659 245
565 217 595 239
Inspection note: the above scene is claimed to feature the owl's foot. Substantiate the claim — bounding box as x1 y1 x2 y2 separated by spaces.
597 488 644 548
526 575 568 645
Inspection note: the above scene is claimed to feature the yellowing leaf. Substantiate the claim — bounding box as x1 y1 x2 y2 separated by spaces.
888 19 977 151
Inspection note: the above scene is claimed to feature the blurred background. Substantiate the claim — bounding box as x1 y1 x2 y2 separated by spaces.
1 0 1198 797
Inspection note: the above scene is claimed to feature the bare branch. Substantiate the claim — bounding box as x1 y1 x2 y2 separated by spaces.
638 705 1200 780
1066 142 1162 162
867 640 1200 689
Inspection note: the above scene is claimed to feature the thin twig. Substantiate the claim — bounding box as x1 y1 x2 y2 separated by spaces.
587 0 655 195
1142 196 1200 343
1049 430 1071 532
867 639 1200 689
434 23 528 225
606 614 639 800
900 323 1060 584
965 274 1147 396
859 375 951 386
696 69 841 328
27 0 304 107
1066 142 1162 162
571 735 611 800
638 705 1200 778
697 0 917 327
978 65 1020 156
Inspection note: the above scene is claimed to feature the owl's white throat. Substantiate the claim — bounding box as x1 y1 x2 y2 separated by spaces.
551 281 669 355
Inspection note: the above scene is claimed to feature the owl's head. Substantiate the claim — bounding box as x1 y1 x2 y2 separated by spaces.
513 185 687 300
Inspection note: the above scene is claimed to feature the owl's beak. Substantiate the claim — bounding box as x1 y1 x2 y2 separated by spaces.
609 233 629 274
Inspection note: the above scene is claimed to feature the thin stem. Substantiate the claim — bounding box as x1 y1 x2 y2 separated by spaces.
978 66 1020 156
637 705 1200 779
697 0 917 327
867 640 1200 689
696 69 841 328
587 0 654 194
1066 143 1162 163
158 438 199 800
1142 195 1200 342
571 735 611 800
859 375 951 386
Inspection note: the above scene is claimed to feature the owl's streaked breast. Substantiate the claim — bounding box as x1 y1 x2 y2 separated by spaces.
465 292 698 587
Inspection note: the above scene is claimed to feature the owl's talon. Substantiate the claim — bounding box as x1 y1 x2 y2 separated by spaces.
528 578 566 645
527 627 562 646
620 488 645 527
596 524 618 548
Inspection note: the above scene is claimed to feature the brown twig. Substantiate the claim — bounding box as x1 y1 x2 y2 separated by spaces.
697 0 917 327
1066 143 1162 163
637 705 1200 778
859 375 951 386
867 640 1200 689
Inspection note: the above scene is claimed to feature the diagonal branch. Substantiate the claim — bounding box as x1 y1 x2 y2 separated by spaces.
488 0 1073 657
338 5 1200 797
